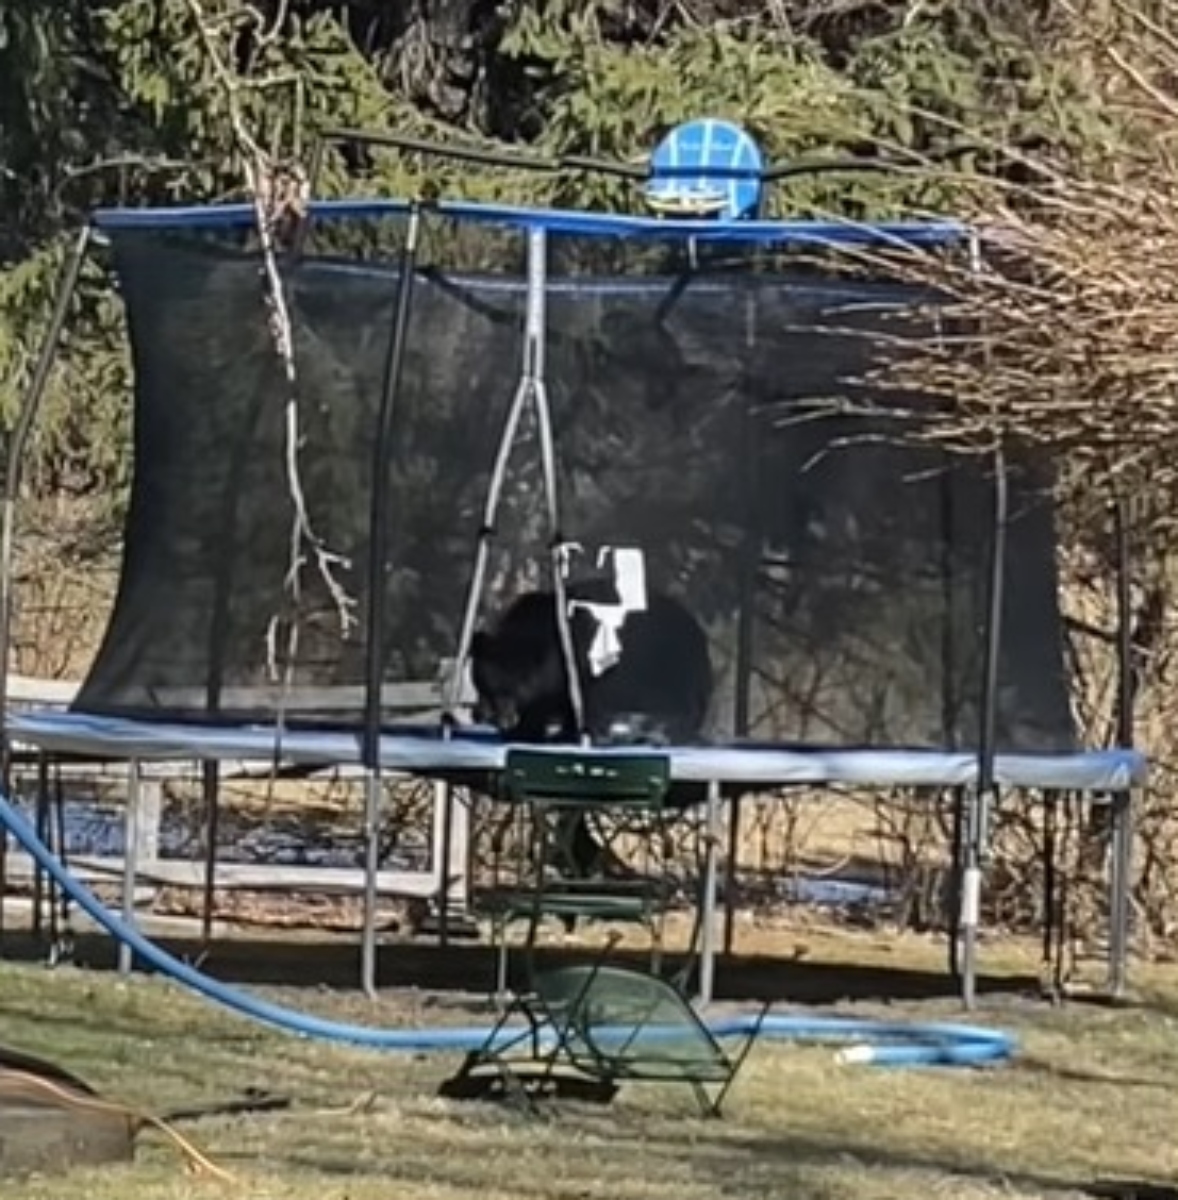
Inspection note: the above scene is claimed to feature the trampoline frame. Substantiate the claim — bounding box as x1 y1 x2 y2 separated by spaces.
0 127 1147 1012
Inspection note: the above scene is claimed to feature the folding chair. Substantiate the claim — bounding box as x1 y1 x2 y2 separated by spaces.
439 949 770 1117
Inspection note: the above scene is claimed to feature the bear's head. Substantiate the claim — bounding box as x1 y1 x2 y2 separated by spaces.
468 617 580 741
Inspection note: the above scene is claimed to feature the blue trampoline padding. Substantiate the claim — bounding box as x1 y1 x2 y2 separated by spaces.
6 710 1148 791
0 785 1017 1068
646 118 766 220
89 196 968 247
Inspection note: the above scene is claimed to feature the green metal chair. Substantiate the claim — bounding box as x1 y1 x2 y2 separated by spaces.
439 942 771 1117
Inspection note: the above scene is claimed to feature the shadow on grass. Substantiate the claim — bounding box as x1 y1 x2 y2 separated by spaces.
0 992 264 1047
0 928 1039 1008
222 1115 1172 1200
274 1140 833 1200
655 1126 1169 1200
1012 1055 1174 1092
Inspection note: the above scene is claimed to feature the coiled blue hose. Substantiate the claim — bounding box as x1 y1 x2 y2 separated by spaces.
0 790 1015 1067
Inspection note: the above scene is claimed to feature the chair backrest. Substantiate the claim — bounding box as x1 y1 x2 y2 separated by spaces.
502 749 671 813
537 965 725 1064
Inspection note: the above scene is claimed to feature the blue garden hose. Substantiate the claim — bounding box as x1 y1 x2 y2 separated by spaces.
0 790 1015 1067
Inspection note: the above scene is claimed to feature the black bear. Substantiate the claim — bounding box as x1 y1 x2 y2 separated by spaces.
470 580 713 881
469 579 713 747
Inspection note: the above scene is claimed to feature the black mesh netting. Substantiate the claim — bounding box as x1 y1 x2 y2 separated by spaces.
75 222 1075 752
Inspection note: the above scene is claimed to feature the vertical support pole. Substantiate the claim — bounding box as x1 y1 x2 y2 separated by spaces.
1108 491 1135 995
961 231 1005 1011
49 760 70 960
361 771 384 996
0 227 91 957
721 800 742 955
1107 790 1133 996
1041 791 1058 991
361 202 426 999
32 755 48 943
725 291 761 956
947 786 965 980
525 228 585 738
698 779 721 1008
0 227 92 788
1114 492 1135 750
119 759 141 977
200 760 220 951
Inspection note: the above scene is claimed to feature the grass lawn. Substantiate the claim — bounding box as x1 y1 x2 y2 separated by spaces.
2 924 1178 1200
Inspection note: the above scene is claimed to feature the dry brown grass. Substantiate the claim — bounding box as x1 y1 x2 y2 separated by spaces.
1 924 1177 1200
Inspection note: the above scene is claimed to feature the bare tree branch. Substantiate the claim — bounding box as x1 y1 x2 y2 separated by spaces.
182 0 358 696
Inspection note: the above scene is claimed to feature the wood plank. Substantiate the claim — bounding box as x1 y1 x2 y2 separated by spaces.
5 758 406 783
54 855 454 899
6 675 79 705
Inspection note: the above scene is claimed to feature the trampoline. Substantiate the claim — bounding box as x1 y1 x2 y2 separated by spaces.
0 123 1146 1010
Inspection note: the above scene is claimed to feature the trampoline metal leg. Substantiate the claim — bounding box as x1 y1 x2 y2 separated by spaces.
959 783 992 1011
947 785 965 981
118 760 142 977
436 779 451 946
361 770 382 999
200 759 220 951
1107 789 1133 997
698 780 721 1009
722 795 741 957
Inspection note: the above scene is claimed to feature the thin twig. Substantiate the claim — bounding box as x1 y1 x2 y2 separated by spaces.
182 0 358 697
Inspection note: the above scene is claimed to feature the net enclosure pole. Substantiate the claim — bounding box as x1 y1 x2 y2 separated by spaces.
0 226 92 783
962 230 1005 1011
360 203 427 999
0 225 90 952
724 287 762 957
697 779 722 1007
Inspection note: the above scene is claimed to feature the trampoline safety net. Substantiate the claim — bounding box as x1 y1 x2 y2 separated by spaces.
76 216 1076 753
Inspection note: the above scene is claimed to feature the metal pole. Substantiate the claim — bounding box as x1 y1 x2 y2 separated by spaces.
447 227 585 733
1108 492 1135 995
444 377 533 716
947 786 965 980
1107 790 1133 995
200 760 220 951
725 292 759 955
698 779 721 1007
961 231 1005 1011
361 203 426 998
32 757 47 944
523 228 585 736
0 227 92 785
1114 494 1135 748
118 759 141 977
